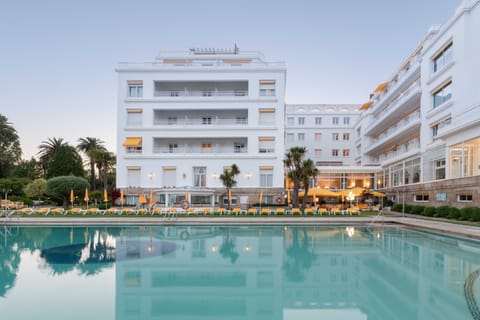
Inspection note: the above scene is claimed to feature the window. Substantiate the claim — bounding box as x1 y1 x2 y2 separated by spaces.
168 143 178 153
236 116 248 124
343 149 350 157
298 117 305 125
168 117 177 125
332 149 339 157
433 42 452 72
344 117 350 125
315 133 322 141
162 167 176 187
457 194 473 202
414 195 429 202
127 167 141 187
436 192 447 201
315 149 322 157
258 109 274 125
259 137 275 153
126 109 142 126
434 159 446 180
315 117 322 125
193 167 206 187
332 133 339 141
259 80 276 96
202 117 212 125
128 81 143 97
123 137 142 154
202 143 212 153
432 124 439 141
260 167 273 187
286 133 294 142
332 117 339 125
343 133 350 141
433 81 452 108
297 133 305 141
287 117 294 126
234 142 246 153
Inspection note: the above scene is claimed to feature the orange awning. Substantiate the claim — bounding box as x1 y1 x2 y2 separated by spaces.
359 101 373 111
122 137 142 147
373 82 389 93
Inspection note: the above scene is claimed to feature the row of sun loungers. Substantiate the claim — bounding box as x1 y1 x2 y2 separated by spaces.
3 205 371 217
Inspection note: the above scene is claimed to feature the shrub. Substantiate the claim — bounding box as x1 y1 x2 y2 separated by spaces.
424 206 436 217
448 207 461 219
404 204 413 214
411 205 424 215
460 207 475 221
392 204 403 212
435 206 450 218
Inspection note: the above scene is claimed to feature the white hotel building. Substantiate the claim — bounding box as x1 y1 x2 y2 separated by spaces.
117 0 480 208
116 48 286 207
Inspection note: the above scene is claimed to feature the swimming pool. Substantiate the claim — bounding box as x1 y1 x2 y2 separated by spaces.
0 225 479 320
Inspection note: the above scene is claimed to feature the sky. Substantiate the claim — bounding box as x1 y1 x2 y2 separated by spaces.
0 0 460 159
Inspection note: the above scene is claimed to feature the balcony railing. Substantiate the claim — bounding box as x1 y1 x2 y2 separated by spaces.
368 110 421 147
154 90 248 97
377 139 420 162
153 117 248 126
152 147 248 154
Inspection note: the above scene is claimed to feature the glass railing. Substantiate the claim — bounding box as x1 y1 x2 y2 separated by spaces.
153 118 248 126
154 90 248 97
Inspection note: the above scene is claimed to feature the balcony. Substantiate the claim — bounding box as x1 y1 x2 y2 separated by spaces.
364 111 421 155
152 138 248 155
377 139 421 165
153 109 248 127
154 81 248 98
365 79 421 136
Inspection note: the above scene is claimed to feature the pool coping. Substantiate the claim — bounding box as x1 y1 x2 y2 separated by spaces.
3 215 480 239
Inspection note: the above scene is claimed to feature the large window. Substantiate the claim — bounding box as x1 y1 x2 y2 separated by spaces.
202 143 212 153
162 167 176 187
315 149 322 157
433 42 452 72
332 149 339 157
344 117 350 125
127 167 141 187
123 137 142 154
343 133 350 141
260 167 273 187
287 117 294 126
315 117 322 125
332 133 339 141
332 117 339 125
315 133 322 141
433 81 452 108
297 133 305 141
343 149 350 157
234 142 246 153
259 109 275 125
128 81 143 97
193 167 206 187
287 133 294 142
298 117 305 125
259 137 275 153
449 138 480 178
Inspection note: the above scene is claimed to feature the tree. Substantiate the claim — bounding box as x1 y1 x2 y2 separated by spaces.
37 137 67 177
90 149 115 190
284 147 307 208
11 157 42 180
47 145 85 178
77 137 106 191
219 164 240 209
300 159 318 210
45 176 89 207
24 178 47 200
0 114 22 178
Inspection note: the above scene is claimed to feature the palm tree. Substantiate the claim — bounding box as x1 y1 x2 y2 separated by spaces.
219 164 240 210
300 159 318 210
77 137 106 190
0 114 22 178
284 147 307 208
37 137 67 177
90 149 116 190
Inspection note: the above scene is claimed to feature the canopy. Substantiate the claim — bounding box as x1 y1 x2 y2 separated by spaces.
339 187 365 197
369 190 386 197
299 187 339 198
122 137 142 147
373 81 389 92
359 101 372 111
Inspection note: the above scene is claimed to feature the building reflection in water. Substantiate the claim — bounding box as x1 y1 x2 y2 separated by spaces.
0 225 479 320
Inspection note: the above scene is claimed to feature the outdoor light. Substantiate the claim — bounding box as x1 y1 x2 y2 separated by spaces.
211 245 218 253
346 226 355 238
346 191 355 207
244 173 252 180
147 244 154 253
244 245 251 252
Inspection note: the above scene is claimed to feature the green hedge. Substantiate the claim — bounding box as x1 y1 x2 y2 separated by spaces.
390 203 480 222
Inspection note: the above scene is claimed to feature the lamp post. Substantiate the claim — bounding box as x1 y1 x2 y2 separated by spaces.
3 188 12 200
346 191 355 208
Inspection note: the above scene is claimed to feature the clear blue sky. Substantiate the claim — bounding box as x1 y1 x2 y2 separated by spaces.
0 0 459 159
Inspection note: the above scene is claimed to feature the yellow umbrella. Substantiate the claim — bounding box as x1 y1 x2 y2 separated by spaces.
138 194 147 205
84 188 89 202
70 189 74 204
103 189 108 203
339 187 365 197
120 190 124 204
287 190 291 204
370 190 386 197
185 191 189 201
259 190 263 204
299 187 339 197
149 191 155 207
228 189 232 203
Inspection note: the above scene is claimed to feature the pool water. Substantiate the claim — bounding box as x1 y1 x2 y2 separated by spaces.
1 225 479 320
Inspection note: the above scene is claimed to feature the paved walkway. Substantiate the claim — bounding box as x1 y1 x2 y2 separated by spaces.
3 214 480 239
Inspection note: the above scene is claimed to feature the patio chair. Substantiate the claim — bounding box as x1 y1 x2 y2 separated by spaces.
105 207 120 215
261 207 271 216
318 207 328 216
348 207 360 215
292 208 301 216
51 207 65 215
275 207 285 216
231 207 242 215
247 207 258 215
305 207 314 216
330 207 341 216
34 207 51 215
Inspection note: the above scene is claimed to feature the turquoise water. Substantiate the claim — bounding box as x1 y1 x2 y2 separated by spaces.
1 225 479 320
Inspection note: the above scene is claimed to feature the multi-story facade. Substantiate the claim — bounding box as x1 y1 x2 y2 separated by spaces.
116 48 286 207
358 0 480 206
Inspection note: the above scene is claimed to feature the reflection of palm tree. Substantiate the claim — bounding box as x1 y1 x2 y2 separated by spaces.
219 233 239 264
0 242 21 297
284 228 316 282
